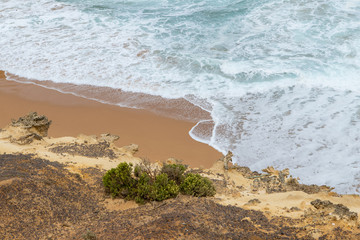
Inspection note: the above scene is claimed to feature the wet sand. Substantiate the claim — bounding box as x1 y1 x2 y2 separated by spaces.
0 71 222 168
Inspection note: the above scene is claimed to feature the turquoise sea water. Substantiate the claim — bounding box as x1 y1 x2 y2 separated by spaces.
1 0 360 193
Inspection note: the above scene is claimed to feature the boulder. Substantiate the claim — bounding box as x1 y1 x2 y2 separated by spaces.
12 112 52 137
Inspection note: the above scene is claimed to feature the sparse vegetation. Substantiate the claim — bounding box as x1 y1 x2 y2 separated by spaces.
160 163 187 185
82 230 97 240
103 161 215 203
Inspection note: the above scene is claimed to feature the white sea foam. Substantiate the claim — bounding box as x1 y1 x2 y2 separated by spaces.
1 0 360 193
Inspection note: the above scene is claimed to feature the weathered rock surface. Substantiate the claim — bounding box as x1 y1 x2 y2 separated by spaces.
11 112 51 137
99 133 120 144
311 199 358 222
50 141 117 159
3 112 53 145
246 165 332 194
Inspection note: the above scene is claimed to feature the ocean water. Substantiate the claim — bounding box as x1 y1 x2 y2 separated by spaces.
1 0 360 193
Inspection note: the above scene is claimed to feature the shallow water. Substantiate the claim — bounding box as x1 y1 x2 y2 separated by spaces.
1 0 360 193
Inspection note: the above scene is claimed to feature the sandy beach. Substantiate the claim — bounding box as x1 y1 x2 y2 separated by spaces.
0 71 222 168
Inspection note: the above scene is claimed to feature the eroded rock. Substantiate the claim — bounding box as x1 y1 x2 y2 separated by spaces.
311 199 358 222
249 166 332 194
99 133 119 144
223 151 233 170
252 175 286 193
50 142 117 159
286 178 332 194
11 112 52 137
13 133 43 145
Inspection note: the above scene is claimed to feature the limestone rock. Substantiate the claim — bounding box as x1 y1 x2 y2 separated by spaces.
311 199 358 222
262 166 289 178
12 133 43 145
99 133 119 144
223 151 233 170
11 112 52 137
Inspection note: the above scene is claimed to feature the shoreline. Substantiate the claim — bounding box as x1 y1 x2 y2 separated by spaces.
0 71 222 168
2 71 360 239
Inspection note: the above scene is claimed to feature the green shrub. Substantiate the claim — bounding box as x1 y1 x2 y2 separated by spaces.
103 162 215 204
160 163 187 185
153 173 179 201
180 173 216 197
102 162 136 198
134 165 143 178
134 172 154 204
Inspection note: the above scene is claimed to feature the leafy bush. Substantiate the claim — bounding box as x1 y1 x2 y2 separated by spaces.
103 162 215 204
180 173 216 197
134 165 143 178
102 162 136 198
160 163 187 185
134 172 154 204
153 173 179 201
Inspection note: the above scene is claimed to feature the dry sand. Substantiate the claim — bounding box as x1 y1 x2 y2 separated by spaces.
0 71 222 168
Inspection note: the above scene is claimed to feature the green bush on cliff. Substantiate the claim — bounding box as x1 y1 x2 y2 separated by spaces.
134 173 179 203
134 172 154 204
180 173 216 197
153 173 179 201
103 162 215 204
102 162 136 199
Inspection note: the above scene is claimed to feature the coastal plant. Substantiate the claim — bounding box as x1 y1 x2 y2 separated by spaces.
180 173 216 197
134 172 154 204
102 162 136 199
152 173 179 201
160 163 187 185
103 161 215 204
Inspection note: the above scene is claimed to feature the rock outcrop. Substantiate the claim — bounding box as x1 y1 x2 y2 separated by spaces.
11 112 52 137
3 112 53 145
222 151 233 170
311 199 358 222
